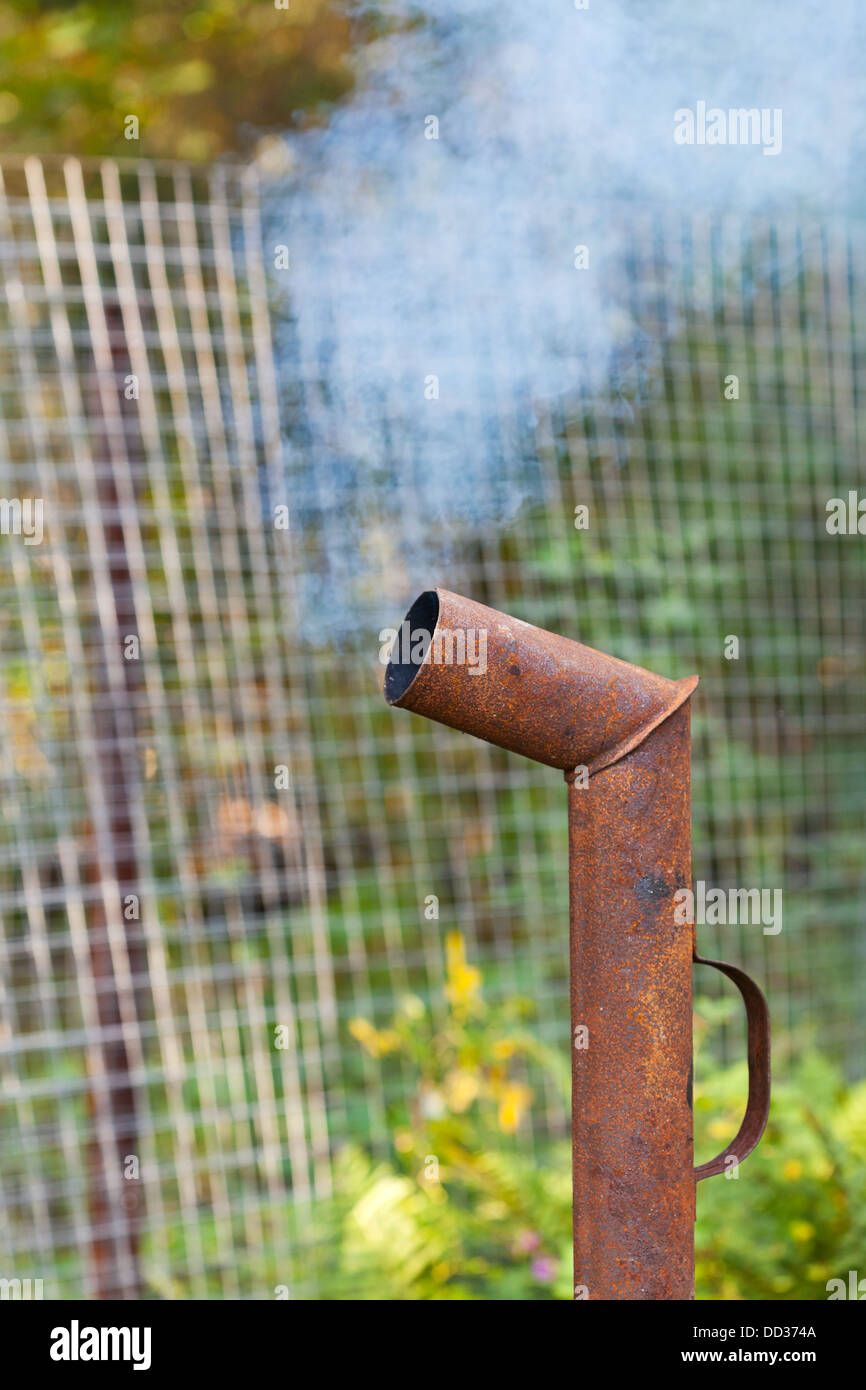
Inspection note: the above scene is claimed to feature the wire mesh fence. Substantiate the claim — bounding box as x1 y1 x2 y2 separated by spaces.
0 155 863 1299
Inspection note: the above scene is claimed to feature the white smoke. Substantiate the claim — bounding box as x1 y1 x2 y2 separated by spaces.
264 0 862 635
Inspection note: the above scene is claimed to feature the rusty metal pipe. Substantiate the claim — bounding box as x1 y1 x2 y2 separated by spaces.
568 705 694 1298
383 588 698 775
385 587 770 1301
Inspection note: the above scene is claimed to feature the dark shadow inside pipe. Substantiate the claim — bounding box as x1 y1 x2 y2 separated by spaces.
384 590 439 703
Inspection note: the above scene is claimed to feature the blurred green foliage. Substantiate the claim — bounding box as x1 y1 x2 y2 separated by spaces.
262 939 866 1300
695 1009 866 1301
0 0 365 160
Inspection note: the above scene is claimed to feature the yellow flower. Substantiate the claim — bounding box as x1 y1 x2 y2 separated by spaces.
497 1082 533 1133
493 1039 517 1060
478 1200 509 1221
348 1017 401 1058
444 932 482 1010
789 1220 815 1244
349 1017 376 1048
782 1158 803 1181
444 1068 481 1113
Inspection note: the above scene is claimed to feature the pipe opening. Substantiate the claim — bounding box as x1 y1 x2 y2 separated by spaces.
384 589 439 704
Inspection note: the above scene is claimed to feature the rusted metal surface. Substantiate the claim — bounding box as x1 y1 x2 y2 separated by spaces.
384 587 770 1301
384 588 697 774
568 707 694 1299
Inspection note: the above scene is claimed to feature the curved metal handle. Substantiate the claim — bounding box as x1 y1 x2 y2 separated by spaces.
693 951 771 1181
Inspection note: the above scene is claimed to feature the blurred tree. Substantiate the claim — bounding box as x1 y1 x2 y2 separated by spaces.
0 0 366 160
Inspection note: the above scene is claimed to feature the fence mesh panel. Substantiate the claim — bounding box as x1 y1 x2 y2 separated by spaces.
0 156 863 1298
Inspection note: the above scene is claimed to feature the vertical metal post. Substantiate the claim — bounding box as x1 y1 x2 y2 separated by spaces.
568 706 694 1300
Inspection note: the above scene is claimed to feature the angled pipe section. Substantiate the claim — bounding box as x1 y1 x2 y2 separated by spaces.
384 588 769 1301
384 588 697 776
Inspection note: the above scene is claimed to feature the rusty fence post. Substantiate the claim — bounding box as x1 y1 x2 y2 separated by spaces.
385 588 770 1301
568 706 694 1298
